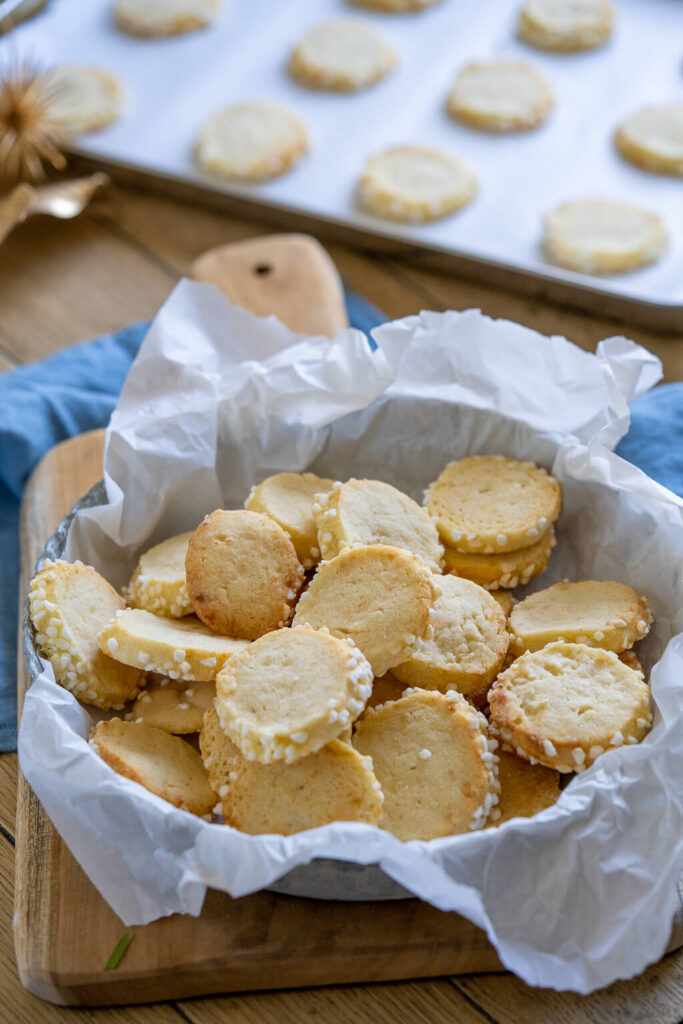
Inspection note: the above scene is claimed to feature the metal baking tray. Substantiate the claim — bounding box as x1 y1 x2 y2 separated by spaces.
9 0 682 329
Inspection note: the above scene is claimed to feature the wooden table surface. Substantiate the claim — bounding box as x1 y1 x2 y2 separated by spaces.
1 180 682 1022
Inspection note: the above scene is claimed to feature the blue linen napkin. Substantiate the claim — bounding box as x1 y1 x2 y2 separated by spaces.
0 290 384 753
1 296 681 753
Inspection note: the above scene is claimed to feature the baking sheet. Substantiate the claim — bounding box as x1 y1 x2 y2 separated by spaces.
7 0 683 312
18 281 683 994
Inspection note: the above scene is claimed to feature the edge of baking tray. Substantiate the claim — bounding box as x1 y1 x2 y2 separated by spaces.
72 149 683 334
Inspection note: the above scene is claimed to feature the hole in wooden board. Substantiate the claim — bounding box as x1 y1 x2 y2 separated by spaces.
254 263 272 276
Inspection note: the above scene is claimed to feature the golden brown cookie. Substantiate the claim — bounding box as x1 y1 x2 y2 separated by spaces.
353 688 499 840
517 0 614 52
392 575 509 695
221 739 383 835
90 719 215 817
357 145 477 224
114 0 218 36
425 456 561 554
185 509 304 639
491 590 515 618
41 65 123 133
123 531 193 618
313 478 444 571
195 103 308 182
615 105 683 177
98 609 248 681
508 580 653 654
289 19 395 92
292 544 438 677
199 704 241 795
443 525 556 590
543 199 668 275
245 471 334 569
29 559 143 710
447 60 553 133
619 649 644 675
215 627 373 763
489 642 652 773
129 679 215 734
364 672 407 711
487 750 560 825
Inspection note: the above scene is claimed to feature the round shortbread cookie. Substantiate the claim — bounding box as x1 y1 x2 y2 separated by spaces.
98 609 248 681
353 688 499 840
90 719 215 817
185 509 304 640
615 105 683 178
425 456 561 554
292 544 438 677
350 0 442 9
619 649 644 675
364 672 407 711
517 0 614 52
487 750 560 825
215 627 373 764
393 575 509 695
245 471 334 570
29 560 143 710
313 478 444 572
443 525 556 590
357 145 477 224
195 102 308 182
221 739 383 835
42 65 122 134
114 0 218 36
129 678 215 734
447 60 553 133
489 642 652 773
508 580 653 655
289 19 395 92
543 199 668 275
200 705 241 794
123 531 193 618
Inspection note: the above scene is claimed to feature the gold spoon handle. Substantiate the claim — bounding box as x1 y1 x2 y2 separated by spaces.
0 183 35 245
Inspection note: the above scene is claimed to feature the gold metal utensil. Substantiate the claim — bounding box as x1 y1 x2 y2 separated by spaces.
0 171 110 244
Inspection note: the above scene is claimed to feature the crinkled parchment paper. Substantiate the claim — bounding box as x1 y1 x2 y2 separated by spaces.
19 281 683 993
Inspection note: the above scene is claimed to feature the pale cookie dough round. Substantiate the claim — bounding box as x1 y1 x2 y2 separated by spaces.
42 65 122 133
292 544 438 677
222 739 383 835
200 705 241 794
114 0 218 36
426 456 561 554
357 145 477 224
353 688 499 840
508 580 653 655
290 19 395 92
487 750 560 826
447 60 553 133
543 199 668 275
185 509 304 640
615 105 683 177
489 642 652 773
314 478 444 571
350 0 442 9
215 627 373 764
129 679 215 734
245 471 334 569
90 719 215 817
29 560 143 710
123 531 193 618
393 575 509 695
517 0 614 52
98 609 248 681
443 525 556 590
195 102 308 182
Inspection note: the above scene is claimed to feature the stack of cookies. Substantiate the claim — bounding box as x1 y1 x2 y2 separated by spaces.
28 454 654 845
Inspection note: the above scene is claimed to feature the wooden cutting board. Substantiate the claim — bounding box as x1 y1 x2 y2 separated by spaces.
13 234 503 1007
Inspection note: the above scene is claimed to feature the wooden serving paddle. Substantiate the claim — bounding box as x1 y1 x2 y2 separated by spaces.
190 233 349 338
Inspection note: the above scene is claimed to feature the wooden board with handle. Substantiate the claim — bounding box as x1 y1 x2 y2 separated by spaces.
14 235 503 1007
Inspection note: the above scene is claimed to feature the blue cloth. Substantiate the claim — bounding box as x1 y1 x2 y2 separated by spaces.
1 298 681 754
0 289 385 752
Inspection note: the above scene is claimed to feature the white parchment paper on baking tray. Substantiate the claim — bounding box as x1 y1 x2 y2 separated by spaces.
19 281 683 993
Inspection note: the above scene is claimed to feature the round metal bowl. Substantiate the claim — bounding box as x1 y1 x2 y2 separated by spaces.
22 482 410 902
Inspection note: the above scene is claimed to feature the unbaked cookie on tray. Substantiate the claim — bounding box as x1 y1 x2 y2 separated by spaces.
195 103 308 182
543 199 668 274
447 60 553 133
357 145 477 224
290 19 395 92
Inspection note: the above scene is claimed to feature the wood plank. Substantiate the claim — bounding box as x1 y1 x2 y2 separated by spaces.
178 977 488 1024
0 214 175 365
0 752 17 839
389 262 683 383
451 951 683 1024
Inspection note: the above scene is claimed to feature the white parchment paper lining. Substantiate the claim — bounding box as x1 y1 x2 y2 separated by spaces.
19 281 683 994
